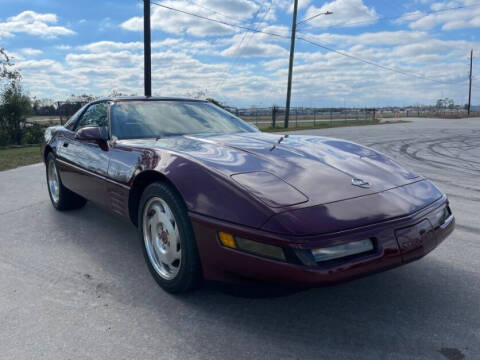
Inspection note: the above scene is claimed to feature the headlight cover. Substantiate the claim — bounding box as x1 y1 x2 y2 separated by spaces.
231 171 308 208
311 239 374 262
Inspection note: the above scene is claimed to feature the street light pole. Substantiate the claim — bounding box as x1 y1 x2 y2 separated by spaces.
144 0 152 97
284 0 299 129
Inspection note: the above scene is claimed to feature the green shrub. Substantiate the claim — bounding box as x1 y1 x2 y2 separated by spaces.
21 123 44 145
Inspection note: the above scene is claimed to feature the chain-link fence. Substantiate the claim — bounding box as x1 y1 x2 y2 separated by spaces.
225 106 479 130
225 107 378 130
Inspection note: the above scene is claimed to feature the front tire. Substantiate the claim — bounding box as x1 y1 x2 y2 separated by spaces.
46 152 87 211
138 182 202 293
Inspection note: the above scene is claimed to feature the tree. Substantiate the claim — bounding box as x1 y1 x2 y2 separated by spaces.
436 98 454 109
0 81 32 145
0 49 33 146
1 48 21 84
32 98 57 116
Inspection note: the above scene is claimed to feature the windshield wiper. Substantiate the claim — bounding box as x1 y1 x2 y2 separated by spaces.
270 134 289 151
277 134 289 144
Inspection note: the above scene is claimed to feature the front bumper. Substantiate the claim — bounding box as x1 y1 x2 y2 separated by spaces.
190 196 454 287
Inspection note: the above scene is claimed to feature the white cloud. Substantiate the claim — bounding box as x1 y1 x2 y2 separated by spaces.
197 0 260 18
11 30 478 107
19 48 43 56
301 0 379 29
220 25 289 57
121 0 258 37
221 33 288 57
302 31 429 46
399 0 480 30
78 41 144 53
77 39 219 56
288 0 312 13
0 10 75 39
5 2 478 107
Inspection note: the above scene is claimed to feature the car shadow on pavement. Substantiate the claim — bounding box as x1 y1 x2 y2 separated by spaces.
38 201 476 359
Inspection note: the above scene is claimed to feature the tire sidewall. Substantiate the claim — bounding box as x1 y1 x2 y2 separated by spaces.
138 182 200 293
46 153 61 209
45 152 86 211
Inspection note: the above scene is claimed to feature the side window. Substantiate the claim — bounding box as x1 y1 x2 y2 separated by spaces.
64 104 87 130
75 103 108 131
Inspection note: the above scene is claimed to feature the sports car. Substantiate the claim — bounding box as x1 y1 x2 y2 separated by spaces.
43 97 455 293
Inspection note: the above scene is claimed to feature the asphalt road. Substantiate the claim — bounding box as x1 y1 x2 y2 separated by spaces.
1 117 479 360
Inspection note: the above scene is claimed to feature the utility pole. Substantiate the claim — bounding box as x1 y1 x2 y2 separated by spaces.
283 7 332 128
144 0 152 97
284 0 298 128
468 49 473 116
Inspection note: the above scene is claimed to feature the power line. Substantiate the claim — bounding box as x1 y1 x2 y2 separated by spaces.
149 1 286 39
214 2 273 90
298 2 480 29
185 0 250 27
148 0 467 86
296 34 462 85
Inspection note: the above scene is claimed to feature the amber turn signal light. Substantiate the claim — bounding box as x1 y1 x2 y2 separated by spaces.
218 232 286 262
218 232 236 249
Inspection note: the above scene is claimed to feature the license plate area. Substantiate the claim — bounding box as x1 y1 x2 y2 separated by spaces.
395 219 435 262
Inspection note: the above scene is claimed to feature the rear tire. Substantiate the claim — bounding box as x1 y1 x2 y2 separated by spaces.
138 182 202 293
46 152 87 211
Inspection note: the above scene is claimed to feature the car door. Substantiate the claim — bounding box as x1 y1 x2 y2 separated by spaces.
56 101 110 207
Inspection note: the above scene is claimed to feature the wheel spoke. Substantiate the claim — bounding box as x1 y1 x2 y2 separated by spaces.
171 244 181 261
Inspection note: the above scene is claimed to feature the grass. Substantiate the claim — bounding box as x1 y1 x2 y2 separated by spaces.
0 145 42 171
262 119 410 132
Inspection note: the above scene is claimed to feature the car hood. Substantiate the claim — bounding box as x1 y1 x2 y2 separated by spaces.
121 132 421 208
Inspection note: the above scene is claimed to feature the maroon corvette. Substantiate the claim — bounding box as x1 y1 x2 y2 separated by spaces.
43 97 455 293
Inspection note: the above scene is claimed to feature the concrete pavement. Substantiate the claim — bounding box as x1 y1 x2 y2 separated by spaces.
0 117 479 359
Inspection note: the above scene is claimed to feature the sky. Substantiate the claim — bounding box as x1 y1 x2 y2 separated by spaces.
1 0 479 107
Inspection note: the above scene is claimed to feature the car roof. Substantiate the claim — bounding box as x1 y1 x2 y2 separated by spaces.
95 96 208 103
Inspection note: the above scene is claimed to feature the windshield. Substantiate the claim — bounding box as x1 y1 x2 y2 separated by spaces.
110 100 257 139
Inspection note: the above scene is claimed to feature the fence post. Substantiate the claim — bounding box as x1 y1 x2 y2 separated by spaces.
295 108 298 128
255 110 258 126
313 111 316 127
272 106 277 128
57 101 62 125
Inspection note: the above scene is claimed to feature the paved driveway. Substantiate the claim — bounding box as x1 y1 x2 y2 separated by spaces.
0 118 478 359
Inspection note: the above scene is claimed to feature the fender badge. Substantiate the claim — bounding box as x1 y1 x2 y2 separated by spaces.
352 178 371 188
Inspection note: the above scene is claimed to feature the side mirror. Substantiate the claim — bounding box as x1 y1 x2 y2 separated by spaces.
75 127 108 142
